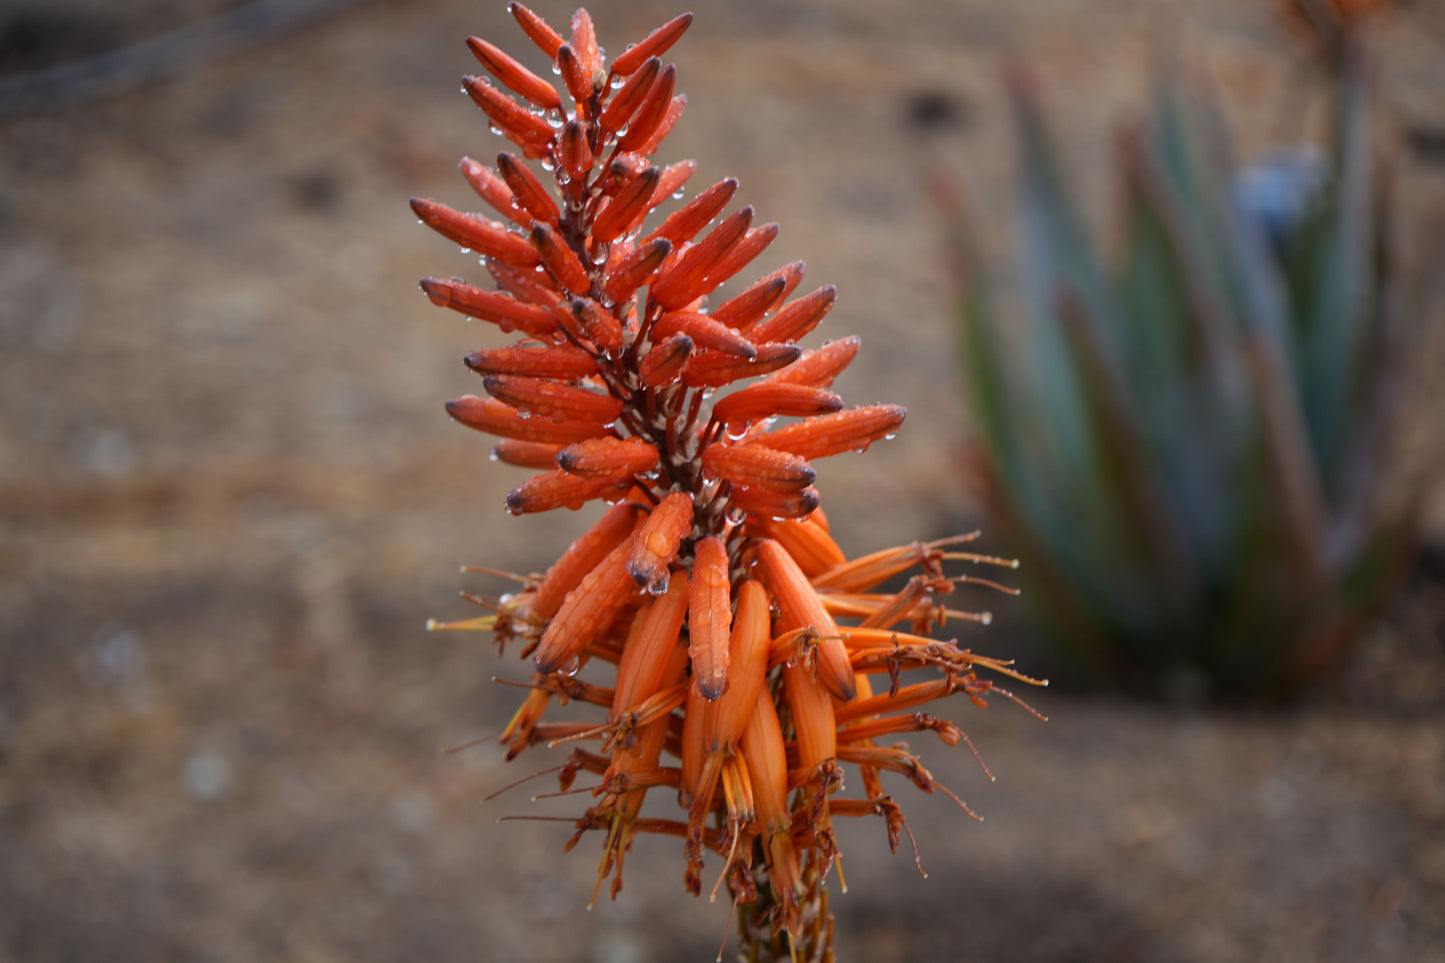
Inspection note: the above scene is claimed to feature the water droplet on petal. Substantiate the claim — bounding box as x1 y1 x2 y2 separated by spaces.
884 432 898 440
646 575 669 596
517 409 532 420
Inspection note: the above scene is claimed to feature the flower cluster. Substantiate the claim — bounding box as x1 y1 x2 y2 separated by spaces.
415 5 1040 956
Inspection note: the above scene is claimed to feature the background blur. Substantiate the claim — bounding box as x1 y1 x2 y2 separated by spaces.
2 1 1443 961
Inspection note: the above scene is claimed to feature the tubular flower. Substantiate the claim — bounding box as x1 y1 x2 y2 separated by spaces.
416 7 1043 959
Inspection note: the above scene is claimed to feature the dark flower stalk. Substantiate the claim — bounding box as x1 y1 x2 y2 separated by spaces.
414 7 1042 959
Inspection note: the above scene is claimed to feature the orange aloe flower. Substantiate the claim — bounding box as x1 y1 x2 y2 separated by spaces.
415 6 1043 959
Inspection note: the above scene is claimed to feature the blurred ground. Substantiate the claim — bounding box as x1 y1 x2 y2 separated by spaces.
1 1 1444 961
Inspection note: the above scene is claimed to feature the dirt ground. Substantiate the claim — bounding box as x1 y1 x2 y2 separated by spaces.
2 1 1444 961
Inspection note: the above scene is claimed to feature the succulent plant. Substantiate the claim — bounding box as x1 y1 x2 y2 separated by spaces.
952 39 1419 697
411 7 1038 959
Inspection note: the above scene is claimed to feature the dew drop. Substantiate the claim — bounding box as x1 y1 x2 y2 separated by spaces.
671 188 685 199
700 387 715 399
852 445 868 454
638 469 659 480
884 432 898 440
557 655 582 678
517 409 532 420
540 157 556 171
548 112 566 129
980 612 994 626
725 426 747 441
551 64 562 76
646 575 670 596
489 125 504 137
610 75 626 90
489 450 500 462
784 657 798 668
726 506 747 525
459 246 472 254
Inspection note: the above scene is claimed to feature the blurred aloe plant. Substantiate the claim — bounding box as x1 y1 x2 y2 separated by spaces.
952 44 1421 697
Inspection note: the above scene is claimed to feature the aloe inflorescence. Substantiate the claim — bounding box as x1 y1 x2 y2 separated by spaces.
412 7 1040 960
951 29 1422 698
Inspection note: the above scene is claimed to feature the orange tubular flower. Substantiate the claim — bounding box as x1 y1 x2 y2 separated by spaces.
415 7 1043 959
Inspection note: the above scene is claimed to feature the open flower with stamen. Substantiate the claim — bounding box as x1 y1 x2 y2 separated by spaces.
415 7 1044 960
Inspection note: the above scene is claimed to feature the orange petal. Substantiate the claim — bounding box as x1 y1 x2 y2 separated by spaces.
531 222 592 294
421 277 559 339
530 500 644 620
602 237 671 304
507 2 564 58
460 76 554 147
466 35 562 110
646 160 697 217
558 119 594 181
756 539 856 701
783 657 838 770
445 395 611 444
497 151 560 225
488 260 561 307
705 578 772 751
505 469 633 514
555 43 592 109
481 374 623 424
746 515 846 576
570 297 624 354
688 536 732 699
557 436 659 477
464 340 598 380
638 333 693 387
710 275 786 329
739 688 790 830
597 57 660 134
711 383 843 427
611 12 693 76
653 311 756 358
728 484 820 521
568 9 602 86
761 404 907 460
700 224 778 292
634 94 685 156
626 491 695 589
459 157 523 226
592 166 661 244
534 537 639 675
762 335 861 389
646 177 738 247
611 572 691 715
616 64 678 153
701 444 815 492
491 438 563 469
649 206 752 310
679 343 800 389
411 197 540 268
744 284 837 344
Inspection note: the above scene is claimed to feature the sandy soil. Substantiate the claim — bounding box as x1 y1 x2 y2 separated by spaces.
2 1 1443 961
